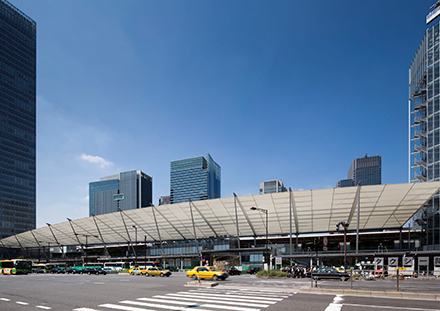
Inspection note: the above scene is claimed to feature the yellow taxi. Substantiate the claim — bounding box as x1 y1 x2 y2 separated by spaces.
142 266 172 277
128 267 142 275
186 266 228 281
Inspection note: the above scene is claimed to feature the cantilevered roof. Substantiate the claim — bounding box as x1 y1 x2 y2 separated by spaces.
1 182 439 249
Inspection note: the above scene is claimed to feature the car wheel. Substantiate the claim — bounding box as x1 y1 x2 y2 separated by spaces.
213 275 219 281
160 273 164 277
166 274 170 277
191 274 196 279
145 273 149 277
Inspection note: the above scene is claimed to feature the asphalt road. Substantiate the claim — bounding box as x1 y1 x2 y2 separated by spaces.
0 272 439 311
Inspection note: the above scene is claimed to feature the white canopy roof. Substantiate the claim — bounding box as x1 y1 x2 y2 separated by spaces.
1 182 439 249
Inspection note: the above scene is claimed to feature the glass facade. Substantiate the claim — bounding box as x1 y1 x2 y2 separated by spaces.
0 0 36 239
89 170 152 216
170 153 221 204
347 155 381 186
259 179 287 194
410 19 440 249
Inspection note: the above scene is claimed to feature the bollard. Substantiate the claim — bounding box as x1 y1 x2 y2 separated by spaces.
311 271 313 288
350 269 353 290
396 268 399 292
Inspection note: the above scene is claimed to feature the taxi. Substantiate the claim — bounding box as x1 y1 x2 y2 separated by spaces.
129 267 142 275
143 266 172 277
186 266 228 281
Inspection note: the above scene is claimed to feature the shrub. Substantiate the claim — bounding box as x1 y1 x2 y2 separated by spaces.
256 270 290 278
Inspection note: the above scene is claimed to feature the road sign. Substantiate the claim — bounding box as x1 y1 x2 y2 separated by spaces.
435 257 440 266
323 237 328 247
374 257 384 266
275 257 282 265
323 246 328 251
388 257 398 266
403 257 413 266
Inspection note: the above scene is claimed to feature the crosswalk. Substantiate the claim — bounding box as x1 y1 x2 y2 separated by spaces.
73 288 292 311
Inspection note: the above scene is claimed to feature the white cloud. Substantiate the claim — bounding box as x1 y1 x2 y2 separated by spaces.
79 154 113 168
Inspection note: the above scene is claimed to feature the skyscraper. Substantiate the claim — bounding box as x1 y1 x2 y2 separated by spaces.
170 154 220 204
259 180 287 194
337 154 381 187
89 170 152 216
409 2 440 248
0 0 36 238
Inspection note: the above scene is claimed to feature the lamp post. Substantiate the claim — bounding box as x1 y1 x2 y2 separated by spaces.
336 221 349 271
250 207 269 268
132 225 137 264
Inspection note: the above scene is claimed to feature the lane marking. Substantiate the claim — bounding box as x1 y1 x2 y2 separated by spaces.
0 298 11 301
178 292 283 301
344 304 440 311
73 308 100 311
121 300 216 311
159 294 269 308
36 306 52 309
324 295 344 311
139 297 261 311
171 292 277 304
100 304 155 311
16 301 30 305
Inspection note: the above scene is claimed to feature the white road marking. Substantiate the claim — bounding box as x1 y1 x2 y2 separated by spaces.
36 306 52 309
16 301 29 305
178 291 282 302
100 304 153 311
159 294 269 308
73 308 100 311
0 298 11 301
120 300 218 311
324 295 344 311
139 297 261 311
344 304 440 311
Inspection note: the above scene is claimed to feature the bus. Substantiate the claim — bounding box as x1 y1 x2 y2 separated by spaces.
0 259 32 275
103 262 125 272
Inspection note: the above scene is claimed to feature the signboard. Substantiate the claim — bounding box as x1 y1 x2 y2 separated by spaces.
418 257 429 266
388 257 398 266
403 257 413 267
395 267 406 270
114 194 124 201
374 257 384 266
323 246 328 251
275 257 282 265
434 257 440 267
323 237 328 247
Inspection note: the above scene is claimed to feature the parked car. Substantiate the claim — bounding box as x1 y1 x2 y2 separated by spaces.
66 268 80 274
186 266 228 281
224 267 241 275
143 266 172 277
129 268 141 275
81 268 107 275
246 267 261 275
310 268 350 281
32 267 45 274
50 267 65 274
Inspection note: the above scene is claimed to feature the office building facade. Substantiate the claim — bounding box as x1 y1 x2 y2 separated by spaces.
89 170 152 216
0 0 36 238
409 3 440 248
170 154 220 204
259 180 287 194
337 155 381 188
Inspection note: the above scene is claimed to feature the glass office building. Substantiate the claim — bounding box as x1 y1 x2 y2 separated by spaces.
89 170 152 216
259 180 287 194
409 5 440 248
0 0 36 238
336 155 381 188
170 154 220 204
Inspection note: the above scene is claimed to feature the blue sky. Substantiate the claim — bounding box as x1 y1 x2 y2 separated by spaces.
10 0 436 228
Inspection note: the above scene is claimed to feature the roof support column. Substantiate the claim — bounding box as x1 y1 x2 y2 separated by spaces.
188 199 202 266
152 206 165 264
13 234 24 251
289 188 299 252
46 223 64 258
234 194 241 266
189 199 218 238
118 208 137 261
356 183 361 255
30 230 49 262
234 193 257 237
91 214 109 257
67 218 85 265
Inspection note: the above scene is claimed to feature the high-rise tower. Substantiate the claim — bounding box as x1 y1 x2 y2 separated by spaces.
409 1 440 248
0 0 36 238
170 154 220 204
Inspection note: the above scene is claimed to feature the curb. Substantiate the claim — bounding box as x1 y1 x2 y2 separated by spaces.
299 287 440 301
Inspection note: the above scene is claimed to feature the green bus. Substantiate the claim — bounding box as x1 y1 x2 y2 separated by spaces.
0 259 32 275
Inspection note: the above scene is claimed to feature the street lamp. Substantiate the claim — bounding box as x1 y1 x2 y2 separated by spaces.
250 207 269 268
336 221 349 271
132 225 137 264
